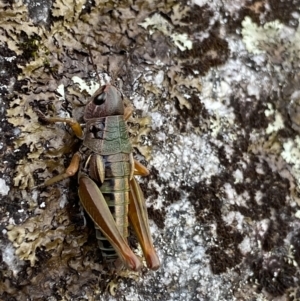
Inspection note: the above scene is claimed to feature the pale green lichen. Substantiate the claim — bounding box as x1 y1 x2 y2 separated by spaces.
241 15 300 68
281 136 300 188
265 112 284 134
0 0 43 55
71 76 100 95
241 17 284 55
6 189 88 266
281 137 300 167
171 32 193 51
139 13 193 51
264 103 284 134
139 13 171 35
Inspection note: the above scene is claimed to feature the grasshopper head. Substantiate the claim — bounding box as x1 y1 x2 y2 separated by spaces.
84 84 124 120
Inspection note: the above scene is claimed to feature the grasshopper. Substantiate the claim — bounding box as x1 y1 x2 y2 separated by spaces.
35 84 160 271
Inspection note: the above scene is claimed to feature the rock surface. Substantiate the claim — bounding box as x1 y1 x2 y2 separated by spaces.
1 0 300 300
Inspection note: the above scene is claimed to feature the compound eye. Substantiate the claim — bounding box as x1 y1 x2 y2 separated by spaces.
93 92 106 105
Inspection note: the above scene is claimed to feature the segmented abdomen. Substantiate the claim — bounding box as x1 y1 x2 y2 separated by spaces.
92 153 131 260
82 115 133 260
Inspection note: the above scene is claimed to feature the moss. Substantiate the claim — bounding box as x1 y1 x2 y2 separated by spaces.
0 47 20 86
206 246 242 274
174 92 209 132
3 144 30 170
140 167 179 229
226 4 263 35
248 255 297 296
230 95 269 131
267 0 300 27
260 220 287 252
147 207 166 229
291 230 300 266
181 138 291 274
178 4 213 34
17 33 41 61
179 34 230 76
181 176 245 273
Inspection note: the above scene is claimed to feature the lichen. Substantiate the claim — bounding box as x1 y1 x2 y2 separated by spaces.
241 15 300 68
2 0 300 300
2 0 199 298
0 178 10 195
281 136 300 191
0 0 42 55
242 17 284 55
140 13 193 51
6 189 83 266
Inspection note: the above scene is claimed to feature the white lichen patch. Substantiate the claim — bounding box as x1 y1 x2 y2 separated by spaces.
256 218 270 239
282 137 300 166
265 112 284 134
1 243 24 275
154 70 165 87
0 178 10 195
281 136 300 187
151 132 220 184
222 211 245 231
139 13 193 51
192 0 208 6
200 72 234 118
242 17 284 55
56 84 65 101
295 210 300 219
171 33 192 51
264 104 286 139
238 236 252 255
241 16 300 67
139 13 171 35
223 183 249 207
159 198 215 295
71 76 100 95
233 168 243 183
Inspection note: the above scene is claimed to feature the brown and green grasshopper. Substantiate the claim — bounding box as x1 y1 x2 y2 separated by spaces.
35 84 160 271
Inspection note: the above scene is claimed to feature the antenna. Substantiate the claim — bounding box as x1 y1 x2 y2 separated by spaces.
87 46 102 84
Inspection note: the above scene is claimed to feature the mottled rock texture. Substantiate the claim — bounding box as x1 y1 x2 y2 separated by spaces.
1 0 300 300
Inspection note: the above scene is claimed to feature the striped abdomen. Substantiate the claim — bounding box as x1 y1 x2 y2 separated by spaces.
82 115 133 260
88 152 131 260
